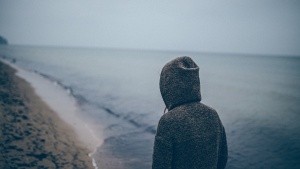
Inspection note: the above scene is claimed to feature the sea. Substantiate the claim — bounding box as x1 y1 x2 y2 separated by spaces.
1 45 300 169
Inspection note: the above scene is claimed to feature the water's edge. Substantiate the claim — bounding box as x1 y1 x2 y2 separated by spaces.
1 59 102 169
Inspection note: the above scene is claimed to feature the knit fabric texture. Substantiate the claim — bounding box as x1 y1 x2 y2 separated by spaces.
153 56 228 169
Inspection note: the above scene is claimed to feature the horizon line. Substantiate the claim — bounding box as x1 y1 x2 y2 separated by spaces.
1 43 300 58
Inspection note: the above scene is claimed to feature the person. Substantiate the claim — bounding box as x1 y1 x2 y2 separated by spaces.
152 56 228 169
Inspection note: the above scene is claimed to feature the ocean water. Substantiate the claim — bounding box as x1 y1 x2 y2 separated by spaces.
1 45 300 169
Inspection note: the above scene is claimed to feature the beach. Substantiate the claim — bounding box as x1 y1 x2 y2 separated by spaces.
1 45 300 168
0 61 94 168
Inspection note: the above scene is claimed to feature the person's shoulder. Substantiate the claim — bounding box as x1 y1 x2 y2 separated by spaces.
198 103 223 123
158 108 182 126
199 102 218 113
156 113 178 133
159 111 174 122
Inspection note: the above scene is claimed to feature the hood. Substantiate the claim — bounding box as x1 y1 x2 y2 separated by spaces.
160 56 201 110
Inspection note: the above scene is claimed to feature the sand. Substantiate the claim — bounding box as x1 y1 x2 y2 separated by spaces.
0 61 94 168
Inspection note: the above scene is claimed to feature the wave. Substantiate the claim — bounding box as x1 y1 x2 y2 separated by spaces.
2 56 157 135
93 102 157 135
31 69 157 135
1 55 158 141
33 70 74 95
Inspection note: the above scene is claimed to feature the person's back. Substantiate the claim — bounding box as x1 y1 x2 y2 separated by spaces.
152 56 227 169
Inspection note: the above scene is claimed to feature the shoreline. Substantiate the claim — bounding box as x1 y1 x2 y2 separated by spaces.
0 61 95 168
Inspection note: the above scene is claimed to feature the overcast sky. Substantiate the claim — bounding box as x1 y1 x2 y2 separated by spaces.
0 0 299 55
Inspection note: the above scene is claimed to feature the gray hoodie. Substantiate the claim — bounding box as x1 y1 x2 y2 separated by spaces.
152 56 228 169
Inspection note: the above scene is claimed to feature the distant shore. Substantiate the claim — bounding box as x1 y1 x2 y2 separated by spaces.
0 61 94 168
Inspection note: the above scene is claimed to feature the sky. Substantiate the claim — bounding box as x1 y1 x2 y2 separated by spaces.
0 0 299 56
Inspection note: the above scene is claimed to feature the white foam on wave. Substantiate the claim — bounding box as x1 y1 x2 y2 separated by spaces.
1 59 103 169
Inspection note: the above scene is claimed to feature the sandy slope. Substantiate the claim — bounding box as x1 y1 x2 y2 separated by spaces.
0 61 94 168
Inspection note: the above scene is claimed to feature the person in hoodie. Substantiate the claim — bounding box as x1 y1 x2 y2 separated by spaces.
152 56 228 169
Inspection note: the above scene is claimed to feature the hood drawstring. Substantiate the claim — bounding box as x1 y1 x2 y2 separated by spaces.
164 107 168 114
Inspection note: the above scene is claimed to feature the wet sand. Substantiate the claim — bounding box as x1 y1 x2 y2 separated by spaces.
0 61 94 168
